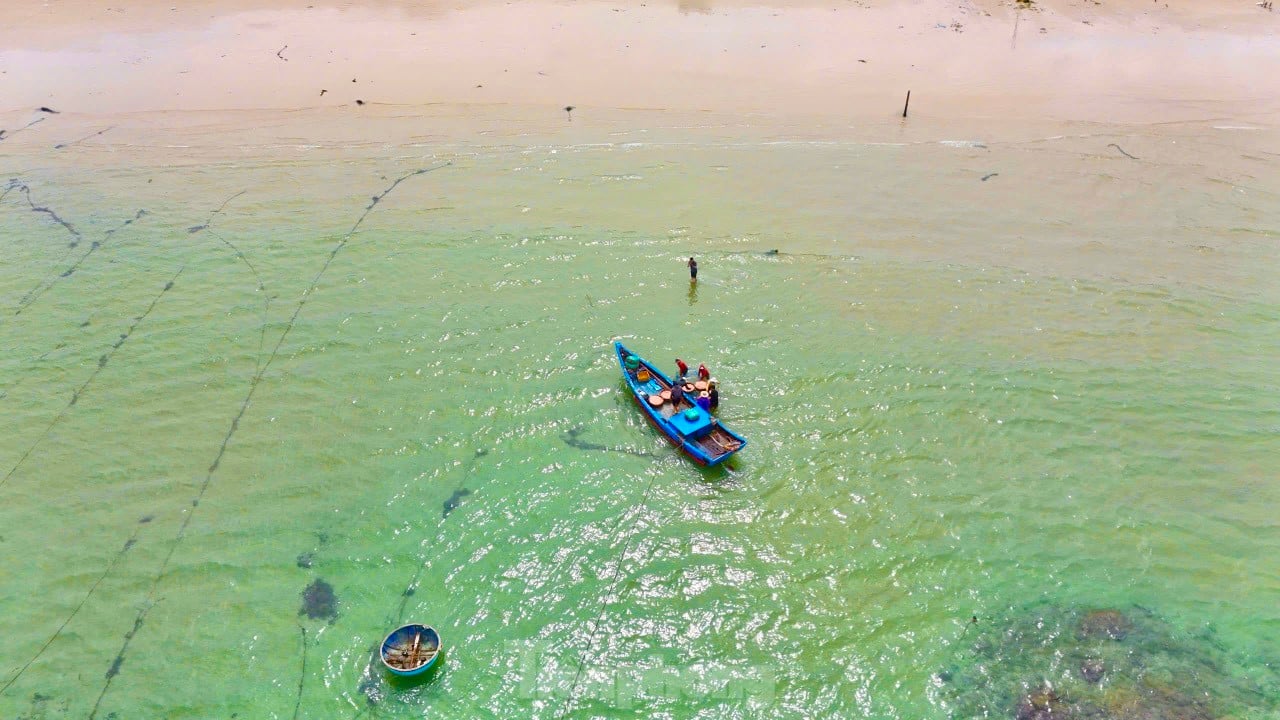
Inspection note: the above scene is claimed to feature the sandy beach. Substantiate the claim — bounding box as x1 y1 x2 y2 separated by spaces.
2 0 1278 125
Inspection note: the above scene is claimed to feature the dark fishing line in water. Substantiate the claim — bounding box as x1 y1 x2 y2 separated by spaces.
350 443 489 716
1107 143 1140 160
351 414 664 715
293 624 309 720
350 435 654 718
53 126 114 150
397 451 485 618
0 266 185 492
292 626 313 719
7 187 243 384
555 469 668 720
0 180 81 246
0 116 47 143
204 227 271 375
183 189 272 375
0 515 152 697
201 226 262 289
5 188 242 445
87 164 450 720
294 569 341 720
291 534 342 718
0 178 86 329
0 302 115 402
5 188 245 484
185 189 246 235
562 426 659 459
12 208 148 318
0 182 20 204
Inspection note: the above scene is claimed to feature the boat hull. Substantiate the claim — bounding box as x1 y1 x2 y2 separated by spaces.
629 389 709 466
381 624 441 677
614 341 746 467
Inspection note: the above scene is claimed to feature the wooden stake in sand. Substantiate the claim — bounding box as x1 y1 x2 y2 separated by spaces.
902 91 911 119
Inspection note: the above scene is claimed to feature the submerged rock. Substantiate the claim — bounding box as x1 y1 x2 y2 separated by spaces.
442 488 471 518
1080 657 1106 683
940 603 1280 720
1077 610 1131 641
1016 686 1063 720
300 579 338 621
1104 681 1215 720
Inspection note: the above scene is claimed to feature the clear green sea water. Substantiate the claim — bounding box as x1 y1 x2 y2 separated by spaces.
1 109 1278 719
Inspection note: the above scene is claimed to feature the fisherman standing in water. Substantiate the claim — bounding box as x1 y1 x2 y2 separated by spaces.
688 256 698 281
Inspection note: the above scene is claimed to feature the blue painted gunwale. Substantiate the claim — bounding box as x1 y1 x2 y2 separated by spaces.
613 341 746 467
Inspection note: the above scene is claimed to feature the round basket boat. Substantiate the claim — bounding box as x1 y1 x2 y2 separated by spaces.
380 624 441 677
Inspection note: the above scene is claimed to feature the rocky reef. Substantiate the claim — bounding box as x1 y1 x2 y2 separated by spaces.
938 604 1279 720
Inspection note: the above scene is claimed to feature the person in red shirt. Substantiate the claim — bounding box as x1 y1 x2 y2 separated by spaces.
697 363 710 381
675 358 689 379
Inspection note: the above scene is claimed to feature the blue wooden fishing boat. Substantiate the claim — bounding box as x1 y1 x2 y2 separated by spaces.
380 624 440 677
614 341 746 466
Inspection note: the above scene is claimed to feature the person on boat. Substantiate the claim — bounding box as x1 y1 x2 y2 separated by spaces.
669 380 685 407
708 379 719 410
697 363 710 381
696 392 712 412
688 256 698 281
675 358 689 380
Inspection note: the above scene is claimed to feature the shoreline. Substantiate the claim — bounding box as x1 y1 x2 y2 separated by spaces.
2 0 1276 298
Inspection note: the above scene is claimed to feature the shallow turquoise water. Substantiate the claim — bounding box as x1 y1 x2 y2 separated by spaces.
1 110 1278 718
